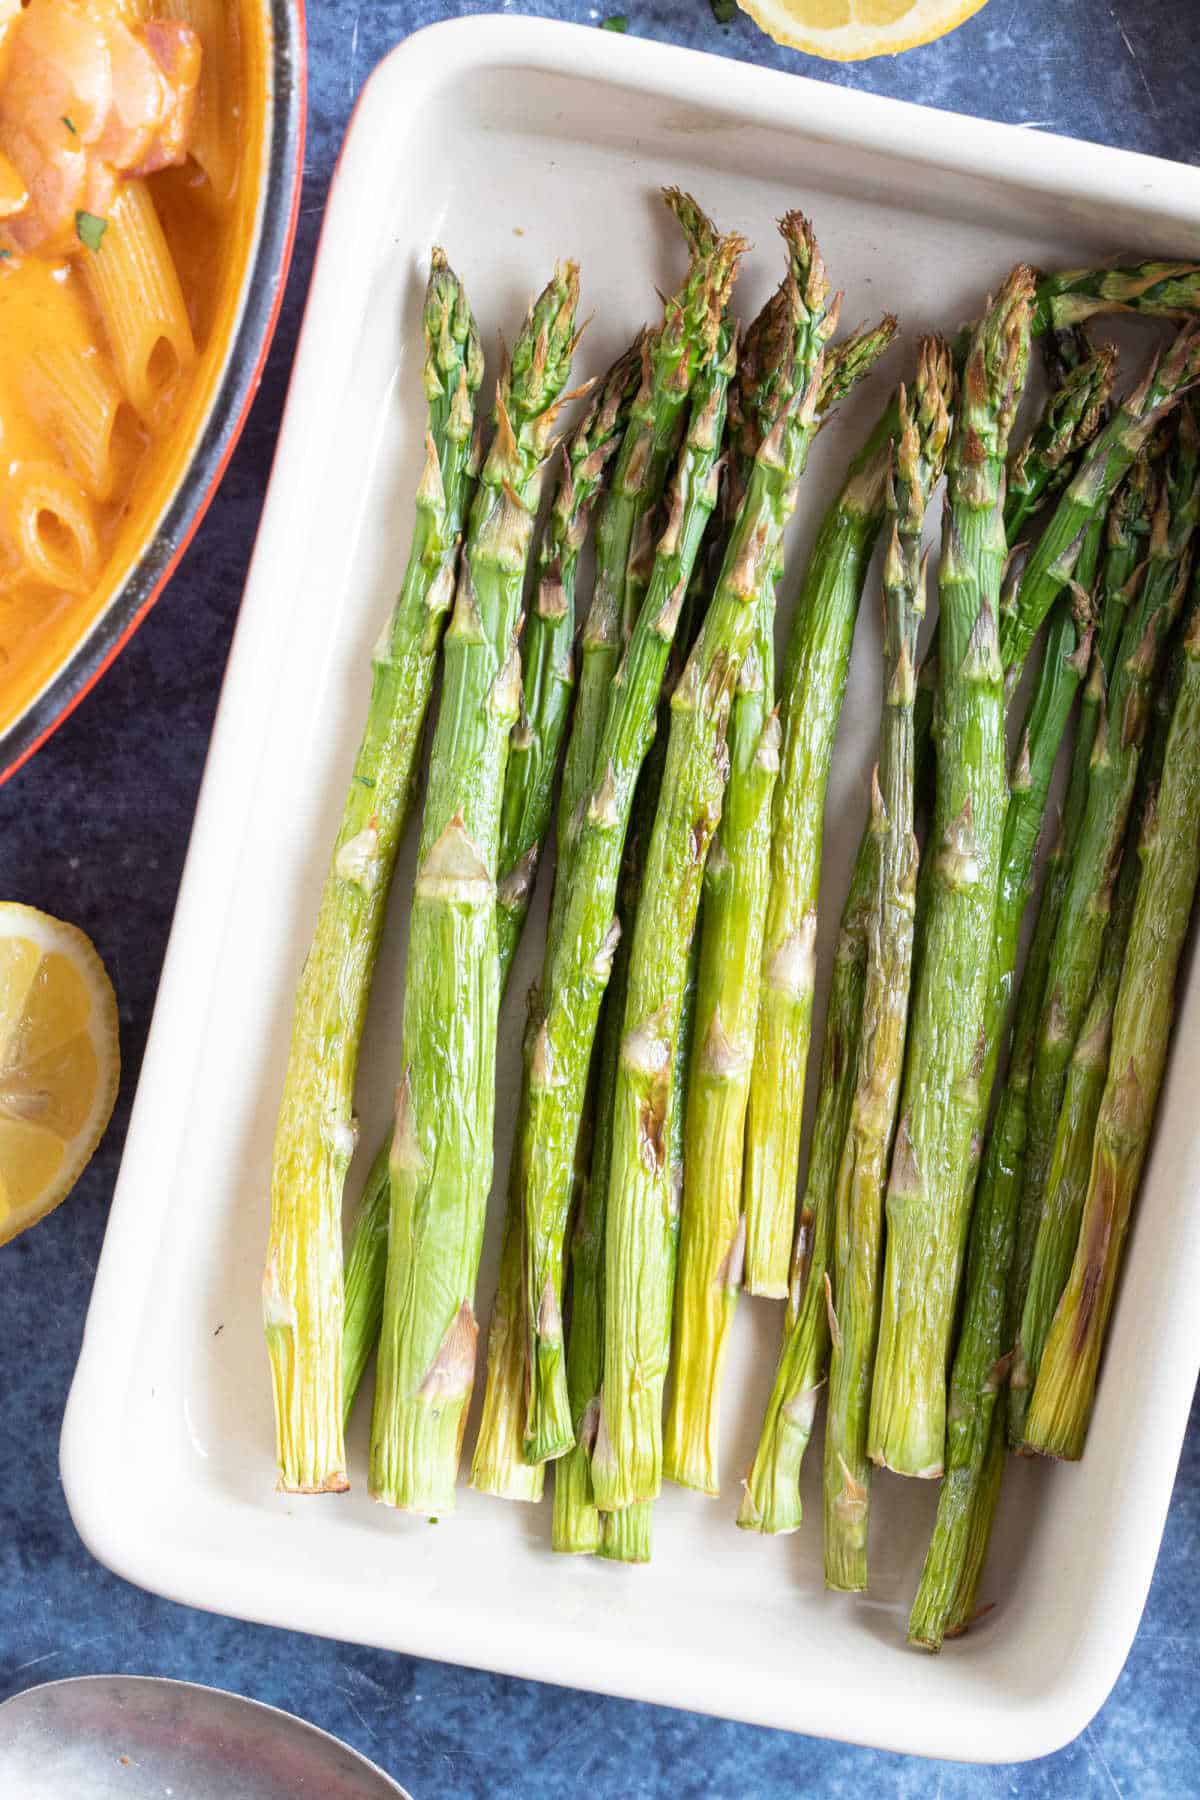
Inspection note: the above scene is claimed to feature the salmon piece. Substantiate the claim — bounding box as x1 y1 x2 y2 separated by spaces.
4 0 113 147
0 0 201 257
1 122 85 254
131 19 199 176
91 19 164 171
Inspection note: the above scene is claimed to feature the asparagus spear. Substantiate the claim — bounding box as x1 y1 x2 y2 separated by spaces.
909 649 1093 1644
349 335 645 1456
664 316 897 1491
556 686 689 1551
558 193 731 866
910 1382 1009 1650
867 267 1036 1481
599 1500 653 1563
820 317 901 414
661 338 773 1496
553 925 626 1550
343 350 647 1475
910 466 1176 1636
908 340 1114 807
823 343 955 1589
467 344 645 1504
905 592 1095 1640
1004 344 1117 544
999 324 1200 677
264 252 483 1494
1025 592 1200 1459
1058 454 1157 838
740 397 899 1299
917 463 1150 1474
470 1000 547 1503
600 928 700 1562
990 580 1097 1061
368 263 581 1515
737 836 873 1532
521 308 742 1466
957 478 1144 1476
1008 407 1200 1446
1013 806 1143 1446
593 214 842 1515
340 1141 390 1435
1034 263 1200 337
941 1405 1007 1641
496 339 645 982
663 610 778 1493
1004 643 1178 1460
911 514 1101 1120
741 381 951 1532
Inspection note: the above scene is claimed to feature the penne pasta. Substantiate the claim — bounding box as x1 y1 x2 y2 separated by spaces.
1 461 100 595
19 341 143 503
0 350 101 595
81 178 196 427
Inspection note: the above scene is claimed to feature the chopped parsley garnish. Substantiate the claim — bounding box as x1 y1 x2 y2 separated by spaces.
709 0 736 21
601 13 629 28
62 115 77 134
75 211 108 253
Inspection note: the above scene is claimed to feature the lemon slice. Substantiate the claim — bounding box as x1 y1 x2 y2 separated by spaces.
735 0 987 59
0 903 119 1245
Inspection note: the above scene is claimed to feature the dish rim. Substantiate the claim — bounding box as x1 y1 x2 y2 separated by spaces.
0 0 309 788
58 13 1200 1766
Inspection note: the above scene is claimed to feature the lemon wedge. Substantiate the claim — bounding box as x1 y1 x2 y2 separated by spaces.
0 903 119 1245
735 0 987 59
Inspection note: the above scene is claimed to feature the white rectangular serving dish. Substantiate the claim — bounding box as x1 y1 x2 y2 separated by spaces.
61 17 1200 1764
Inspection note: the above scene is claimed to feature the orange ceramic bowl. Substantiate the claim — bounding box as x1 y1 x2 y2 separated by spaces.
0 0 307 785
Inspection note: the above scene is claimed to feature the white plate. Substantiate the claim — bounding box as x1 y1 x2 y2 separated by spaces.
61 16 1200 1765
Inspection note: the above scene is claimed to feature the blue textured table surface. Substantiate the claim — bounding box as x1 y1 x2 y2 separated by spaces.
2 3 1198 1795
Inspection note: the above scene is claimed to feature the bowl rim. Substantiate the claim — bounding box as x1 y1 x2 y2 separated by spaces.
0 0 309 789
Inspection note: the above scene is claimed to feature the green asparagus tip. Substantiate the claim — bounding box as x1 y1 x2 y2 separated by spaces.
509 259 582 420
1070 340 1118 436
735 212 838 460
964 263 1037 448
1139 320 1200 423
663 186 720 259
779 208 832 328
911 333 956 479
731 285 789 463
655 223 747 410
557 333 647 520
424 248 485 409
1033 260 1200 337
1018 340 1118 497
818 313 900 416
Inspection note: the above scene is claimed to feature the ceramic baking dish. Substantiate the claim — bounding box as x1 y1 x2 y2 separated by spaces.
60 16 1200 1762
